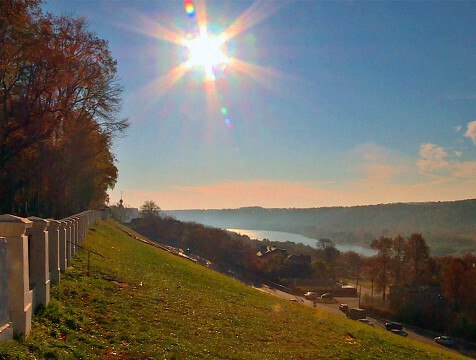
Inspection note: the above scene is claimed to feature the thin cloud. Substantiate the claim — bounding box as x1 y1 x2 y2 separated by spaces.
417 143 476 180
465 120 476 145
417 143 450 173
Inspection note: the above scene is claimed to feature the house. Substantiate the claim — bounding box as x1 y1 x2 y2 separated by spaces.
256 245 288 258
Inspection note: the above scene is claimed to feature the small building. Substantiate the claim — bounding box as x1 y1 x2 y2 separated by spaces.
335 285 358 297
256 245 287 258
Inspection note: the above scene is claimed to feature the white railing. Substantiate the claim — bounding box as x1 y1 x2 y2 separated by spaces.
0 209 109 340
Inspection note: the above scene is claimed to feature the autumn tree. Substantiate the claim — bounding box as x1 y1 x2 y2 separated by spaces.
316 238 340 264
339 250 363 280
0 1 127 217
140 200 161 218
370 236 393 302
442 255 476 312
404 233 430 285
391 235 405 286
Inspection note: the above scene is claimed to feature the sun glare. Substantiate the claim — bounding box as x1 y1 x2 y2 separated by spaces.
185 30 229 81
127 1 282 99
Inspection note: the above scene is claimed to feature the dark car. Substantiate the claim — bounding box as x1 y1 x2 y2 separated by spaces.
385 322 403 331
434 336 456 347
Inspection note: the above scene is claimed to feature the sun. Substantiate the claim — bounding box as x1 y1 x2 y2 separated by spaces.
184 29 229 81
127 1 285 94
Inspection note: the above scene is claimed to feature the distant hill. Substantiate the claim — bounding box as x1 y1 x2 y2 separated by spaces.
167 199 476 255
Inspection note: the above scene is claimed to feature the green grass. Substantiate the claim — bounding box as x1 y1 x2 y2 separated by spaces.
0 220 468 359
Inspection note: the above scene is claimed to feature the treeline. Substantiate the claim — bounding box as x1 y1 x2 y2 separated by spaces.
130 215 259 277
367 234 476 340
129 213 345 284
0 1 127 218
168 200 476 254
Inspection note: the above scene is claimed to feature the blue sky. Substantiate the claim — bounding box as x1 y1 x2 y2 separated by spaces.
44 1 476 210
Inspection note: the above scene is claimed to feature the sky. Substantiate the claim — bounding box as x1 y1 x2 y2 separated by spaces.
43 1 476 210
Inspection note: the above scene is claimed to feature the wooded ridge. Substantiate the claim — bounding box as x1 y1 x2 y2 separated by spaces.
168 199 476 255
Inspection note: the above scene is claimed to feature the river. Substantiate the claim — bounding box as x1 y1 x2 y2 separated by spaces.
227 228 376 257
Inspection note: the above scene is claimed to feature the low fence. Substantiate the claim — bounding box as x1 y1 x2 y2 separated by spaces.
0 209 109 340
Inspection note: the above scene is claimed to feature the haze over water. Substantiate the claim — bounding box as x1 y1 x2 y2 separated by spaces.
227 228 376 257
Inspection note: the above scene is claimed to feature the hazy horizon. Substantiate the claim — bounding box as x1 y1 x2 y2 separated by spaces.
121 197 476 212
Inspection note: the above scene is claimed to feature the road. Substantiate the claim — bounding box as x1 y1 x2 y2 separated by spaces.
254 285 475 359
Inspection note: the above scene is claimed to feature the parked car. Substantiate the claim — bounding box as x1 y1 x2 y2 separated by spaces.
320 292 332 299
304 291 318 300
390 329 408 337
357 318 374 326
434 336 456 347
347 307 366 320
338 303 349 313
385 322 403 331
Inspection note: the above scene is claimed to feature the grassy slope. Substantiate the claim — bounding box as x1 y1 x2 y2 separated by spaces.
0 220 467 359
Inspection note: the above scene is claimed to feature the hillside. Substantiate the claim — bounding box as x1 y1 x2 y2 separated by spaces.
0 220 468 359
168 199 476 255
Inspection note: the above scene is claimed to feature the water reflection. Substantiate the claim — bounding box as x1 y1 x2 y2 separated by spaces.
227 228 376 257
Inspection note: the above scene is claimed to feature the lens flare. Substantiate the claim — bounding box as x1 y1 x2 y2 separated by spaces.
184 0 195 18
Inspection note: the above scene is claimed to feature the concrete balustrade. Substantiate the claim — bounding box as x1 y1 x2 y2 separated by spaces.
0 215 33 337
0 210 101 338
27 217 50 311
58 221 67 272
69 217 77 256
47 220 61 285
101 207 110 220
79 214 86 245
0 237 13 341
63 218 73 263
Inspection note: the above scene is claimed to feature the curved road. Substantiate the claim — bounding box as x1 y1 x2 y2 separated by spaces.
253 285 474 359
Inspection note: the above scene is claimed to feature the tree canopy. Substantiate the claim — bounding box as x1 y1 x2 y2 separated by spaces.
140 200 161 218
0 1 128 217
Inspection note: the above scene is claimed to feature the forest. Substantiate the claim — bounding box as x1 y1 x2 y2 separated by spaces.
0 1 127 218
168 199 476 255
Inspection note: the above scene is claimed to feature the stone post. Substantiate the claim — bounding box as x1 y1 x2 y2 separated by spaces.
58 221 67 271
27 217 50 311
101 207 110 220
46 219 61 285
72 217 79 254
75 216 81 249
79 214 85 245
0 237 13 341
63 219 73 262
76 214 81 247
0 215 33 336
